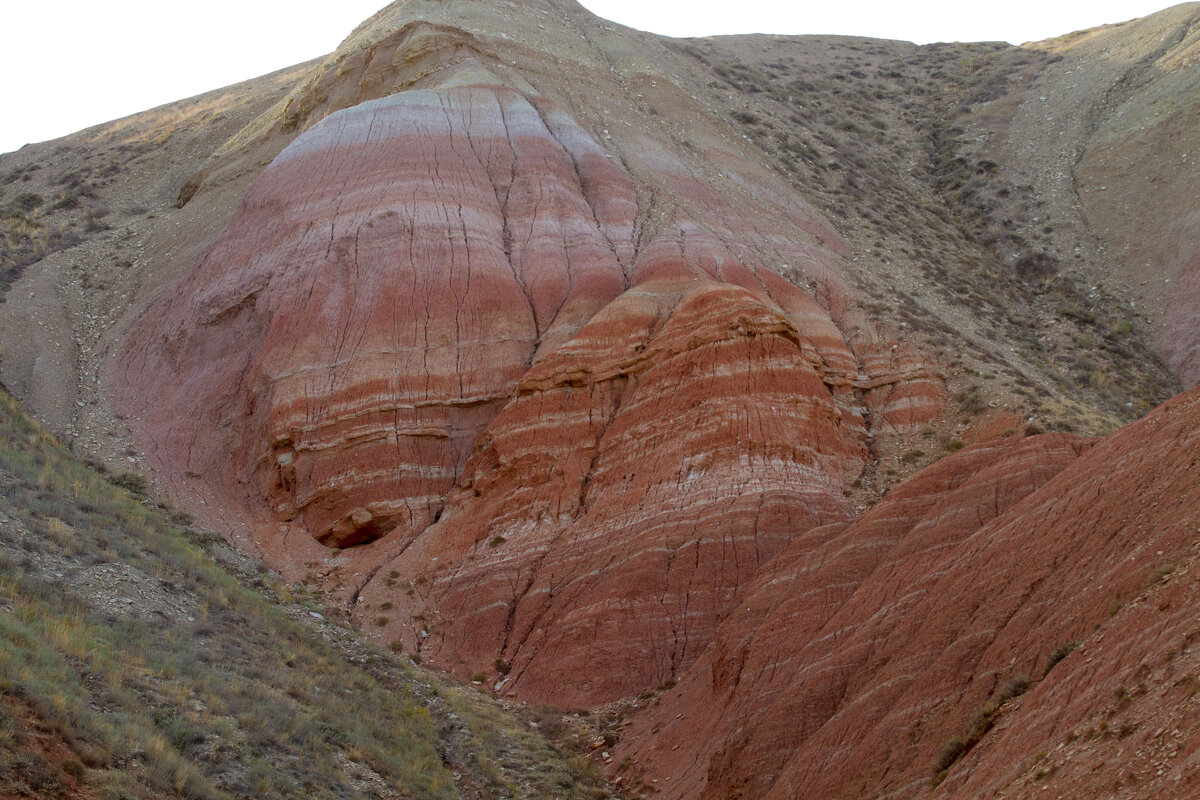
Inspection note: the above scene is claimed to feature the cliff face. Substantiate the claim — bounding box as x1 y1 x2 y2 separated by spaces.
4 0 1199 796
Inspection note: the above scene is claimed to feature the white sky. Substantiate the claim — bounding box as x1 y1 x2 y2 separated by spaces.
0 0 1179 155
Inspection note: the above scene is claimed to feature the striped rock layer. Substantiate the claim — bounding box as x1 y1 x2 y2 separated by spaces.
118 63 940 705
619 385 1200 800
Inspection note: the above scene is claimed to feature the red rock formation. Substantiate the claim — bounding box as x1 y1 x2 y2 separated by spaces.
119 75 636 550
97 4 1200 797
617 385 1200 799
117 51 941 705
373 265 869 703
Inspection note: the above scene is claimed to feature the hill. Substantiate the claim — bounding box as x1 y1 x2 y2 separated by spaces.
1 1 1198 797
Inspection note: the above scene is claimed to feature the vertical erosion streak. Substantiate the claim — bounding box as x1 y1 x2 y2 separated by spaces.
531 99 629 270
447 89 538 342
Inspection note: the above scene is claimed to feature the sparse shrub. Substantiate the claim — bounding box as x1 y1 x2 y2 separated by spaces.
1147 561 1176 587
2 192 43 217
62 758 85 780
931 675 1030 781
1014 251 1058 279
1043 641 1079 676
84 208 110 233
932 735 966 777
106 471 148 495
956 385 987 415
996 675 1030 705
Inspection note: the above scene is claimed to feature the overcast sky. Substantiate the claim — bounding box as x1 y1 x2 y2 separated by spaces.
0 0 1178 154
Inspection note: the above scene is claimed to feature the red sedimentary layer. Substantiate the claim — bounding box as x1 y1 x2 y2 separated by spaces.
377 265 869 703
117 63 941 708
120 79 635 550
617 385 1200 799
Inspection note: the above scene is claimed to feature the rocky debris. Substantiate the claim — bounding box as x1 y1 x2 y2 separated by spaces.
332 750 401 800
69 562 196 624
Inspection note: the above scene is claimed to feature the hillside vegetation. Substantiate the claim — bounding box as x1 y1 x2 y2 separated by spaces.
0 389 610 799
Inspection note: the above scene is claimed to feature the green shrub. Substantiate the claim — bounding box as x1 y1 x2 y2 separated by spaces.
106 471 148 495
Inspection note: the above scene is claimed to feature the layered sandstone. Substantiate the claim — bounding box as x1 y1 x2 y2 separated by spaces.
369 267 869 703
116 8 940 707
4 1 1199 798
121 70 634 551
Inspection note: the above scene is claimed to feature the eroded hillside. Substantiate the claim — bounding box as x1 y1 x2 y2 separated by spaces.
1 1 1198 798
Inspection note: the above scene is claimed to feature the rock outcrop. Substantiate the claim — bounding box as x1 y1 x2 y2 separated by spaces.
123 73 638 551
374 267 870 703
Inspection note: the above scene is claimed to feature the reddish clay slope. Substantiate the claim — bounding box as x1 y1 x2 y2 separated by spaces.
116 48 939 704
368 267 869 703
619 385 1200 799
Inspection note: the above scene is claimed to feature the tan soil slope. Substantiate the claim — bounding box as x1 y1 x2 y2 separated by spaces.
929 2 1200 390
0 60 312 462
684 9 1200 428
941 4 1200 388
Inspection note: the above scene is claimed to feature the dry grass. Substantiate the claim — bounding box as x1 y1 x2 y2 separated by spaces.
0 387 615 799
0 389 455 799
